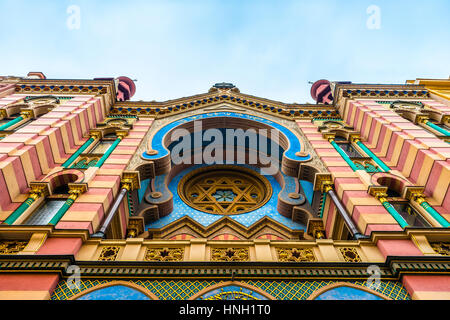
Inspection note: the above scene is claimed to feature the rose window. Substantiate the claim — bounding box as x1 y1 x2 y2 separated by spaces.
178 165 272 215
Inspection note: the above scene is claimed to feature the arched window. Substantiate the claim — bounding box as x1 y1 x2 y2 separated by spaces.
24 174 79 225
334 136 363 158
23 199 67 225
89 133 117 154
377 177 430 227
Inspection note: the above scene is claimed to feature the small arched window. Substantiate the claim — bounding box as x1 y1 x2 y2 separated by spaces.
377 177 431 228
89 132 117 154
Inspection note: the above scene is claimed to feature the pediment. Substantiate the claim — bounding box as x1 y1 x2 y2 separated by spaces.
203 103 247 113
112 90 338 120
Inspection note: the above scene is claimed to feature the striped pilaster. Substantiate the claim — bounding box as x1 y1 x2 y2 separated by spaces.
297 120 400 236
343 99 450 216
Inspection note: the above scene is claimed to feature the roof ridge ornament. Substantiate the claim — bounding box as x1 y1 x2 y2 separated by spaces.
213 82 235 89
210 82 240 93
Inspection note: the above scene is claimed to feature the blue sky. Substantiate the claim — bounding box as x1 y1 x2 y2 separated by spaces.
0 0 449 103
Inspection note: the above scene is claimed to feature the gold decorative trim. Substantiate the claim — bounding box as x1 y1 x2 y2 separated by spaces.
307 220 325 239
69 281 160 300
147 215 304 240
144 247 185 261
211 247 249 262
122 171 140 191
276 247 316 262
127 217 145 238
339 247 362 262
0 241 28 254
98 246 120 261
313 173 333 192
188 281 276 300
430 242 450 256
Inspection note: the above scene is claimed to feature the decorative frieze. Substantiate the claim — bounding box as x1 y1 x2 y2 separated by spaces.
98 246 121 261
276 247 316 262
0 240 28 254
430 242 450 256
144 248 184 262
211 248 249 262
339 247 362 262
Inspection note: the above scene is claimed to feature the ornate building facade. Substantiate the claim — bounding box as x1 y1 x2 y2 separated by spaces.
0 73 449 300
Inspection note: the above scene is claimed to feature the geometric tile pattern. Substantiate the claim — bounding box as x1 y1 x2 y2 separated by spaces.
51 279 410 300
146 164 306 231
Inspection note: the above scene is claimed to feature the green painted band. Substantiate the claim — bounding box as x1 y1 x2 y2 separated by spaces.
356 141 391 172
420 201 450 227
330 140 359 171
94 138 122 168
48 198 75 225
426 121 450 136
382 201 408 228
62 137 95 168
3 197 35 225
0 116 25 131
319 193 327 218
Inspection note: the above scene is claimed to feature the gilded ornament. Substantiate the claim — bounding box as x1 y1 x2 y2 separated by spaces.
339 247 362 262
0 241 27 254
276 247 316 262
430 242 450 256
144 247 184 261
211 247 249 262
98 246 120 261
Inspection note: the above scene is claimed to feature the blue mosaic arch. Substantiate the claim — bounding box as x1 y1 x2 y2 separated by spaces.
142 112 311 163
191 282 274 300
70 281 157 300
51 279 411 300
309 283 389 300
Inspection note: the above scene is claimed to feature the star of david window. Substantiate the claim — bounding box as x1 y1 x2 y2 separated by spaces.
178 165 272 215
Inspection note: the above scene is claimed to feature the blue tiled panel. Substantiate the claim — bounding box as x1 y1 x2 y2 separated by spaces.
314 286 384 300
142 112 311 162
198 285 269 300
76 285 151 300
300 180 314 204
52 279 410 300
146 164 306 231
138 179 150 204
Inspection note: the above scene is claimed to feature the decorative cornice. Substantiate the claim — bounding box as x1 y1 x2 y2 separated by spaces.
110 93 339 119
334 83 430 101
0 255 448 280
14 79 116 98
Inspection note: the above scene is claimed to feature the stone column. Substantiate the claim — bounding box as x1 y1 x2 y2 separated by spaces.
327 137 359 171
0 110 32 131
407 191 450 228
